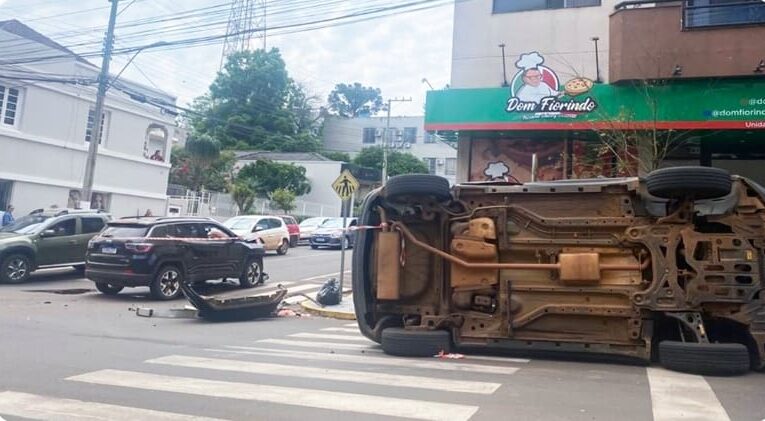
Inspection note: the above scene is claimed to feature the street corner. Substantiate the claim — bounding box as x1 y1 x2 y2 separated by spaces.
299 293 356 320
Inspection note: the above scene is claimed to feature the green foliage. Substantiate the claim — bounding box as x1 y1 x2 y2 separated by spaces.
327 83 383 117
320 151 351 162
231 182 256 214
170 137 234 192
352 146 429 176
236 159 311 198
270 188 296 213
188 49 321 152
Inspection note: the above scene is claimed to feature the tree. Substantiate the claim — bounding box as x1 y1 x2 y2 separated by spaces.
270 188 296 213
188 49 321 152
169 136 234 192
231 182 256 214
327 83 383 117
236 159 311 198
352 146 429 177
320 151 351 162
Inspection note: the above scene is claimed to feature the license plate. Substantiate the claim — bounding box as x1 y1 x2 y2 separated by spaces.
101 246 117 254
314 238 326 243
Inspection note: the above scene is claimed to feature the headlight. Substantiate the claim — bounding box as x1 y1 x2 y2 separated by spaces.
330 230 344 238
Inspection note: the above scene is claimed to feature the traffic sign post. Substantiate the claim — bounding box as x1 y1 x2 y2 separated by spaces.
332 170 360 303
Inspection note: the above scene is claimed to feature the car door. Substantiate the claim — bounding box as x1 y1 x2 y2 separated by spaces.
36 217 78 266
252 218 272 249
267 218 284 247
199 222 238 277
76 216 106 262
174 223 207 281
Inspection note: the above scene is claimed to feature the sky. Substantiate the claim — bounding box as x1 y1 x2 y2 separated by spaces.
0 0 455 116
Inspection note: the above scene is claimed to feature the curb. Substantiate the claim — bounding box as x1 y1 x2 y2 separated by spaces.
299 296 356 320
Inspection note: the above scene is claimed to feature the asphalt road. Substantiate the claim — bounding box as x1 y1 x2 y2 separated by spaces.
1 245 763 421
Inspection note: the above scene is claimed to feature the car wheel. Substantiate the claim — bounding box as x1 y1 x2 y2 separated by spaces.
1 254 32 284
385 174 451 203
310 245 319 250
646 166 731 200
150 265 183 300
95 282 123 295
276 239 289 255
659 341 750 376
381 327 452 357
239 258 263 288
289 235 298 247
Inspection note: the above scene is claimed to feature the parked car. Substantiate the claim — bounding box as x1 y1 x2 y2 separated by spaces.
309 217 357 249
223 215 290 255
354 170 765 376
299 217 330 242
278 215 300 247
86 217 265 300
0 208 110 284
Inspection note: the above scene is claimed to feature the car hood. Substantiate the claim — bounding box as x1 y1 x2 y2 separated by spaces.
0 232 27 242
312 228 344 236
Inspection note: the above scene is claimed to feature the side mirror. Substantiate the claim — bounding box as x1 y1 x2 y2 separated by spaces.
253 226 264 233
40 229 57 238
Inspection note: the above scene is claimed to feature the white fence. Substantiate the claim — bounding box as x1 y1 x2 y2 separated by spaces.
166 191 340 219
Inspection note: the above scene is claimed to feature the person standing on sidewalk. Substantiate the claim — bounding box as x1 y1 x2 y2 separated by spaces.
1 205 14 226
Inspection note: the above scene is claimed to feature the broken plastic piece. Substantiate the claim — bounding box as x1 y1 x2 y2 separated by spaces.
433 350 465 359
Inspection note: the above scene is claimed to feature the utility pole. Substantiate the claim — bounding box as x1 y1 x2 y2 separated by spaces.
381 97 412 186
81 0 119 209
591 36 602 83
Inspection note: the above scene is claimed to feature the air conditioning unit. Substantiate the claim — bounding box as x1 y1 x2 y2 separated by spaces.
437 159 445 165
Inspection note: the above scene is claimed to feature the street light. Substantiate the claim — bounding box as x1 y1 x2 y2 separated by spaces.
590 37 602 83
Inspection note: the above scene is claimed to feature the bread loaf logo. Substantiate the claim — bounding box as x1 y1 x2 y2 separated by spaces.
507 52 597 115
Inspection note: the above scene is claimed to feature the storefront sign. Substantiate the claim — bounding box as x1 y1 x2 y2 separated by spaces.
505 52 598 117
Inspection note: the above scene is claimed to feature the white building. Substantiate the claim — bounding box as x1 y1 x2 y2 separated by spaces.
0 20 180 217
322 116 458 184
451 0 613 88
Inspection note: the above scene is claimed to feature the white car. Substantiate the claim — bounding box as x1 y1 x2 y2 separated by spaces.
223 215 291 255
298 217 330 241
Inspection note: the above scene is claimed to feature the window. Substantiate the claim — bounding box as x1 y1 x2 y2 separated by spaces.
362 127 377 144
81 217 105 234
493 0 600 13
445 158 457 176
423 158 437 175
0 85 21 127
149 225 170 237
424 132 437 144
684 0 765 28
49 219 76 236
85 108 109 144
403 127 417 144
268 218 283 229
175 223 202 238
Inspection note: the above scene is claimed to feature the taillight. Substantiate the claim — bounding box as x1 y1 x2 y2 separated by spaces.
125 242 153 253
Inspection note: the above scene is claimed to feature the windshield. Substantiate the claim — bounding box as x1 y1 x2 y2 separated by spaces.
101 225 149 238
319 218 349 229
0 214 51 234
224 218 256 231
300 217 326 227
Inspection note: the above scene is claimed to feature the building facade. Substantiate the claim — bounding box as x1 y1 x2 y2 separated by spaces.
429 0 765 184
0 20 181 217
322 116 458 185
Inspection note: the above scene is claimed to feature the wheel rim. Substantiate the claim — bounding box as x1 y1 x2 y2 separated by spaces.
6 258 28 281
246 261 261 284
280 241 288 253
159 270 180 296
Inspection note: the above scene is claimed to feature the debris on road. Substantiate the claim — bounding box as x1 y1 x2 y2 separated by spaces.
434 350 465 359
182 281 287 322
316 278 341 306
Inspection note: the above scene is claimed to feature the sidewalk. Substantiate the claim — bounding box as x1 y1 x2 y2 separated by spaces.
299 292 355 320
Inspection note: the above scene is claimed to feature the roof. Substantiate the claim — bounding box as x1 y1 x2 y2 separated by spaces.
0 19 95 67
235 151 333 162
111 216 215 225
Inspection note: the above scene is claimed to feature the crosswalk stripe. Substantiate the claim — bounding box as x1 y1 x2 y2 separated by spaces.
288 332 372 342
68 369 479 421
646 367 730 421
256 338 373 350
148 355 501 394
343 323 358 327
321 327 361 333
0 391 223 421
208 346 523 375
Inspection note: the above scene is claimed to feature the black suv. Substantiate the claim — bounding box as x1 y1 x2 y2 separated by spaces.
85 217 265 300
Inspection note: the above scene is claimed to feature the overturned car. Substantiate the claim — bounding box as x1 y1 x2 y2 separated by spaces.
353 167 765 375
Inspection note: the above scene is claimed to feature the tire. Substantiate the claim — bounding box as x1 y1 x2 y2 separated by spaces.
310 245 319 250
646 167 731 200
239 257 263 288
150 265 183 300
289 235 298 247
659 341 750 376
276 239 289 255
381 327 452 357
95 282 123 295
385 174 451 203
0 254 32 284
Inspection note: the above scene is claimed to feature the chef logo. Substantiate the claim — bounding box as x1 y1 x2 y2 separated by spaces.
506 52 597 115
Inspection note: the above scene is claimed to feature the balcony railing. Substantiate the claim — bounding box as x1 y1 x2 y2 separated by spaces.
614 0 765 29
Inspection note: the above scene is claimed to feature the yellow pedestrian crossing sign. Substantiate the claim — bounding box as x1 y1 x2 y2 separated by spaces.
332 170 360 201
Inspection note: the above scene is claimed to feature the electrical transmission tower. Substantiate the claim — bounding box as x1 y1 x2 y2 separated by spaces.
220 0 267 69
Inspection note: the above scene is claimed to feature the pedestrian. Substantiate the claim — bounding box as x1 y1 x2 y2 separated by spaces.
2 205 14 226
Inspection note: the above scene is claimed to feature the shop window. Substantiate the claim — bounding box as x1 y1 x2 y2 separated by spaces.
85 108 109 144
445 158 457 176
145 124 168 162
493 0 600 13
362 127 376 144
0 84 22 127
403 127 417 144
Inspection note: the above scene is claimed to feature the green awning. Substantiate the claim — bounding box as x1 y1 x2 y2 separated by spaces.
425 79 765 131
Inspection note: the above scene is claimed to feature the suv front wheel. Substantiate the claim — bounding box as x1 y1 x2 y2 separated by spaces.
150 265 183 300
239 257 264 288
1 254 32 284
